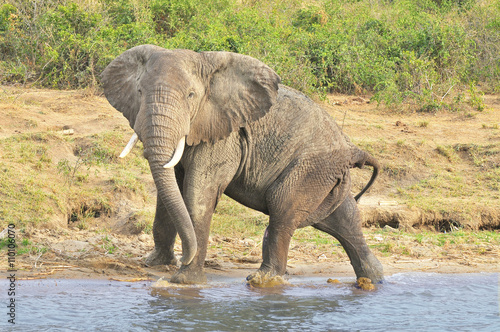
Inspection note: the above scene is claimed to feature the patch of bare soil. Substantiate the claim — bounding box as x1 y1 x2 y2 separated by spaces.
0 86 498 282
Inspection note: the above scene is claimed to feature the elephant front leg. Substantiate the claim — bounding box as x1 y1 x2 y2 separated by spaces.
170 181 232 284
169 141 240 284
246 219 295 284
314 196 384 283
169 205 212 284
144 192 178 267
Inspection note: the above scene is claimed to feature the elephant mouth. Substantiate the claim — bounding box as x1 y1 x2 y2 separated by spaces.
119 133 186 169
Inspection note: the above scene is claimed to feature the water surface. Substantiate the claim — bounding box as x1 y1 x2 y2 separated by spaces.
1 273 499 331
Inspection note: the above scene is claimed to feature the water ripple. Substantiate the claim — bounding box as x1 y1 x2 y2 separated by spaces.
1 273 498 331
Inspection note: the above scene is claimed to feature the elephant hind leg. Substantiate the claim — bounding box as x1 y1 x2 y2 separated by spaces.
314 196 384 283
248 162 339 282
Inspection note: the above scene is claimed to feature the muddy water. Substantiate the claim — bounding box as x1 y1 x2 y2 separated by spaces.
1 273 499 331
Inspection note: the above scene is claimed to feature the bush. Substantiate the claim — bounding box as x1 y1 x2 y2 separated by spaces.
1 0 499 110
0 1 159 88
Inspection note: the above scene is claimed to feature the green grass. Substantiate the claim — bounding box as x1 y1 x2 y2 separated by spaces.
436 145 459 163
211 196 268 239
0 160 61 226
0 128 150 229
396 140 500 222
0 237 48 256
102 235 117 254
364 228 500 257
109 169 148 196
129 210 155 234
418 121 429 128
212 197 492 258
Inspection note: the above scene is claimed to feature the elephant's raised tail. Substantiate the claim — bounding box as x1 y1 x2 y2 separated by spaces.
353 152 380 202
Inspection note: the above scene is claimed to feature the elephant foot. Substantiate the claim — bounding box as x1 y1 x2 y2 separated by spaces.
353 254 384 284
170 265 207 284
246 270 288 287
144 247 178 267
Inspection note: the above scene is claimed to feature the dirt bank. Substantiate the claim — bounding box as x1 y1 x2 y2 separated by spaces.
5 225 498 282
0 86 498 282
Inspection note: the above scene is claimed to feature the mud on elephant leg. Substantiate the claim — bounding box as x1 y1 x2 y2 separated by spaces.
144 192 178 267
314 196 384 283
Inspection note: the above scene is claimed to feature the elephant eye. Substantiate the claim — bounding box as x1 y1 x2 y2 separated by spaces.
187 91 195 99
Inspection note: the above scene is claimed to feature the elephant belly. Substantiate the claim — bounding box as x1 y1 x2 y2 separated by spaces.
224 89 350 217
225 180 270 215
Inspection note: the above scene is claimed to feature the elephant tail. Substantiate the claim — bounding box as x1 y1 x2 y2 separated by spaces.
353 152 380 202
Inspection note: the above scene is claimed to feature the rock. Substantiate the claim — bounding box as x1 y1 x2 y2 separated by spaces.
240 238 256 247
138 233 151 243
151 277 171 288
378 201 398 206
0 227 8 239
52 240 91 258
383 225 399 232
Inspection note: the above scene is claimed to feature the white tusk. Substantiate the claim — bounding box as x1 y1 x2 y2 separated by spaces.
119 133 139 158
163 136 186 168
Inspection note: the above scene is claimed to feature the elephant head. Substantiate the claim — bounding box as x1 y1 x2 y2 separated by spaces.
101 45 280 265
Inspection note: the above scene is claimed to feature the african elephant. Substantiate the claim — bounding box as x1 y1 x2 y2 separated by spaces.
101 45 383 284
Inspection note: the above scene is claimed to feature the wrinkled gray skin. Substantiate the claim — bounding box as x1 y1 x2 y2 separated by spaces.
101 45 383 284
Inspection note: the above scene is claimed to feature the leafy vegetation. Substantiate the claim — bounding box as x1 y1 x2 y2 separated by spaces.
1 0 499 110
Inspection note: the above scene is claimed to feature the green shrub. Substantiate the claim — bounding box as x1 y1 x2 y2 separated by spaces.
0 3 16 32
150 0 199 37
1 0 498 109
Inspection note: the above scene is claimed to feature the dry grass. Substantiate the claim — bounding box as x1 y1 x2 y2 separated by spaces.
0 86 499 279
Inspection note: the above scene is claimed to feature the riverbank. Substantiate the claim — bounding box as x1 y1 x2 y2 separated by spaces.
6 225 499 282
0 85 498 282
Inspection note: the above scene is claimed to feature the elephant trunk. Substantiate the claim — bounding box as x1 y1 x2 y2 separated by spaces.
143 101 196 265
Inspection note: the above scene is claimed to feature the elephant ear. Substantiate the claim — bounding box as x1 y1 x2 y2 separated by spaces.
187 52 281 145
101 44 165 128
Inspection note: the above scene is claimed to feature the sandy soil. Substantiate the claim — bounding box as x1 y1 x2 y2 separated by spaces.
0 85 498 284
